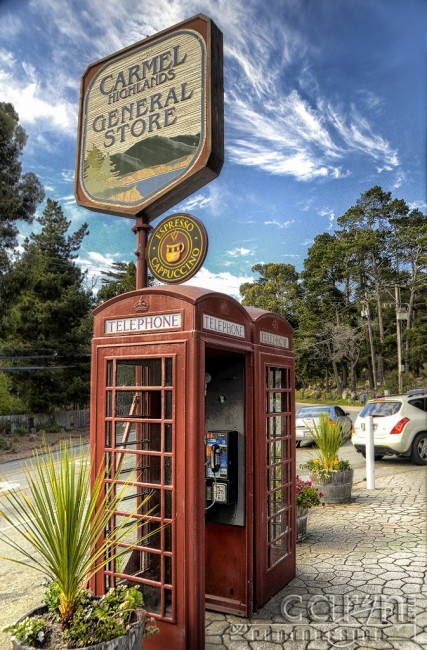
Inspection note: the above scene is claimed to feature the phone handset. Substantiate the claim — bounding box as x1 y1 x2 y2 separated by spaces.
205 431 238 509
210 444 221 473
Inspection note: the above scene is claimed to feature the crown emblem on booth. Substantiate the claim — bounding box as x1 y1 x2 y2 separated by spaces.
134 297 149 312
272 319 279 331
219 301 231 316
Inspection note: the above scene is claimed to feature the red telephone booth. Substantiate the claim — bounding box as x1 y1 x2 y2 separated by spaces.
90 286 295 649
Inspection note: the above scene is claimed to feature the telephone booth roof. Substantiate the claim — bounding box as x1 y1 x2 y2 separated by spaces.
92 285 254 344
243 305 293 349
93 284 250 314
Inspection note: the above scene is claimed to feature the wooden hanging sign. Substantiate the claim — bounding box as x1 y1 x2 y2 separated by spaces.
75 14 223 221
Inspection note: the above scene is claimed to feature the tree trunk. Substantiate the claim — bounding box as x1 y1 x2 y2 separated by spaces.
331 359 343 396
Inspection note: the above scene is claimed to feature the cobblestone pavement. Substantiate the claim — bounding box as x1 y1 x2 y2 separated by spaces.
0 463 425 649
206 468 427 650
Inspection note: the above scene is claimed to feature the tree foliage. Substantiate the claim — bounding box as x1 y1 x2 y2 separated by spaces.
0 102 44 274
240 263 301 328
96 261 137 303
0 199 93 411
240 186 427 396
96 261 155 304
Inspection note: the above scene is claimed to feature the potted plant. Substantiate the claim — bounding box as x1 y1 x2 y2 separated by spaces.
0 443 158 649
295 476 323 542
301 414 354 503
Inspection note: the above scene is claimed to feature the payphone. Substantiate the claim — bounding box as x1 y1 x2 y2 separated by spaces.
204 354 246 527
205 430 238 506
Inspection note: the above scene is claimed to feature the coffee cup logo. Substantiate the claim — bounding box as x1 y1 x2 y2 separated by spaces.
166 241 185 263
147 213 208 284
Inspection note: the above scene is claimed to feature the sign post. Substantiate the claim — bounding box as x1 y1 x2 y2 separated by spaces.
366 414 376 489
132 215 151 289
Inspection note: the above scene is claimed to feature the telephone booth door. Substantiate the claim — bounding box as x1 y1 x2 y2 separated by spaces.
244 307 296 609
91 337 202 649
254 355 295 607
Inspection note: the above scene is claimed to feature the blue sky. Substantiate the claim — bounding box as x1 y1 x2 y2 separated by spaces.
0 0 425 299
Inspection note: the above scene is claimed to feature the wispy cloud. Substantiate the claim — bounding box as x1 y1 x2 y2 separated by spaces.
264 219 295 229
408 199 427 211
184 266 253 300
227 247 253 258
319 208 335 231
61 171 75 183
0 0 402 191
222 3 399 182
175 193 211 213
0 65 76 134
76 250 121 282
326 103 399 167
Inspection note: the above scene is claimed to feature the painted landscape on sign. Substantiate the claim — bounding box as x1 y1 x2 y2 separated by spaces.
83 133 200 205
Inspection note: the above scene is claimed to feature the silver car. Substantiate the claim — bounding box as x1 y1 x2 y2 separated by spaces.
295 405 353 447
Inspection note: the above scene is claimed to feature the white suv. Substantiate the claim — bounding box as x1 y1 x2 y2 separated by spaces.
352 389 427 465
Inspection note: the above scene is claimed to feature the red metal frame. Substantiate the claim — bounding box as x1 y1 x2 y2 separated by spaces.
90 287 296 649
91 342 190 647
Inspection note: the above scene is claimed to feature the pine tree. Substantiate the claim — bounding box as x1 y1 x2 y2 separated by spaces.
2 199 93 411
0 102 44 274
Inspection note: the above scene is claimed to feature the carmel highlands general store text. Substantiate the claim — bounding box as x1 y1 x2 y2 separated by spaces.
99 44 187 99
92 83 193 148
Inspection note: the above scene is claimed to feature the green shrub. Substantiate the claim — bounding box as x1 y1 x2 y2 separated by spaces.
39 420 62 434
0 436 12 450
13 426 28 436
0 443 153 627
0 420 12 435
3 616 47 648
63 585 143 647
302 414 352 476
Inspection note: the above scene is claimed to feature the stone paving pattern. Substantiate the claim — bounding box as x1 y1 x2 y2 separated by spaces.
206 468 427 649
0 465 425 649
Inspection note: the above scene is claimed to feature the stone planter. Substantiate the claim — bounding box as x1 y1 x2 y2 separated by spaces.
11 605 145 650
296 506 308 542
309 468 354 504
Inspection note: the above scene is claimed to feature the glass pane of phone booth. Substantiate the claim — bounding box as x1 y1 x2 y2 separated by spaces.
103 357 175 621
266 366 293 567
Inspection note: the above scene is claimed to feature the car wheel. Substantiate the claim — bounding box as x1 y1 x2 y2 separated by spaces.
296 441 301 448
410 433 427 465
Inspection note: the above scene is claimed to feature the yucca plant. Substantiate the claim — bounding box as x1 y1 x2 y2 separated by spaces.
0 442 153 629
306 414 352 472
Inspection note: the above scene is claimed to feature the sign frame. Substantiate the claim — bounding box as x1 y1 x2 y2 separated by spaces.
74 14 223 221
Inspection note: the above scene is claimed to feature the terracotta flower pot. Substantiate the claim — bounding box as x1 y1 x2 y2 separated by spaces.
295 506 309 542
308 468 354 504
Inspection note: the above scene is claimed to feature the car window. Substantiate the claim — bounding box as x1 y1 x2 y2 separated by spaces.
296 407 329 418
335 406 345 416
360 401 401 417
408 397 427 412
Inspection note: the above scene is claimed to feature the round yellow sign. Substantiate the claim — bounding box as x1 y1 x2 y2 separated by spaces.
147 213 208 283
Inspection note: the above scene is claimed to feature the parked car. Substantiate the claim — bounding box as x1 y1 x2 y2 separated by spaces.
295 405 352 447
352 389 427 465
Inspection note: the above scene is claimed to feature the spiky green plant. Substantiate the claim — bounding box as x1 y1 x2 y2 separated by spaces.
0 443 153 627
307 414 352 471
